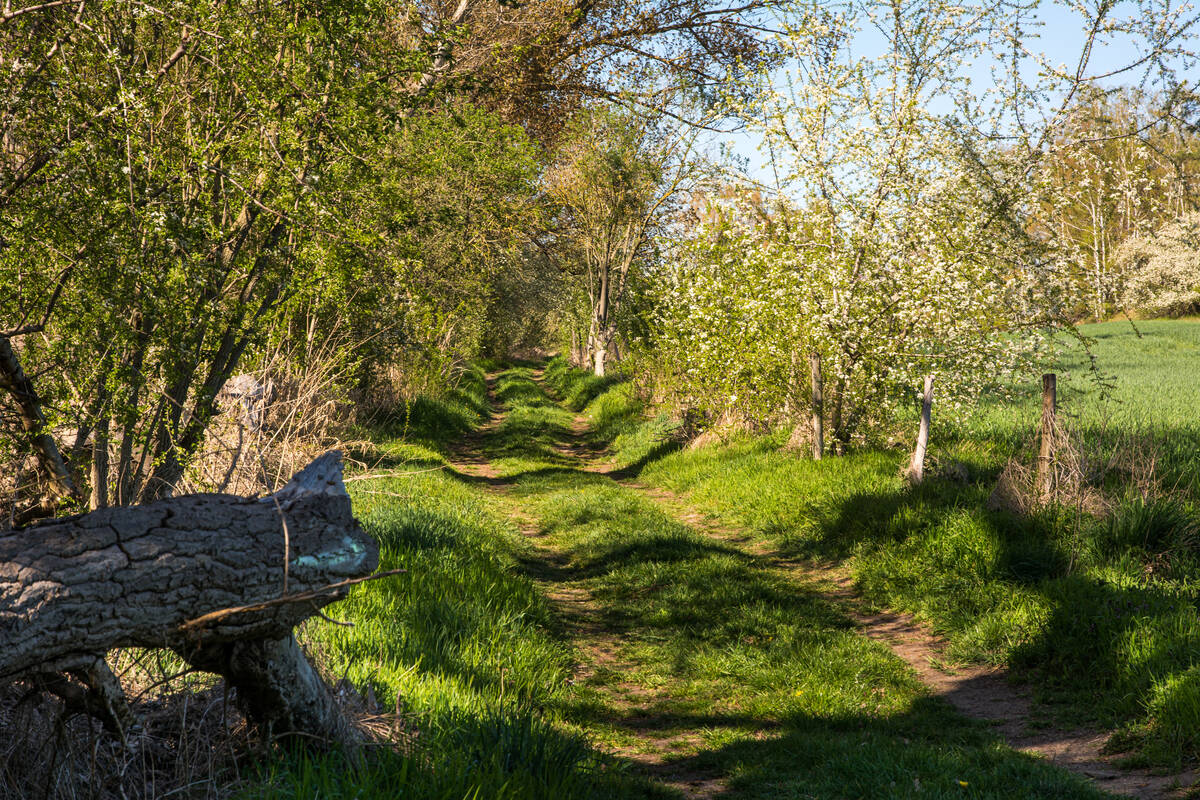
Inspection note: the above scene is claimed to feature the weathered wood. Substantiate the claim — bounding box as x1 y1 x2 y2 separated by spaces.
906 375 934 484
31 656 140 739
0 451 378 747
1037 373 1057 501
185 634 361 746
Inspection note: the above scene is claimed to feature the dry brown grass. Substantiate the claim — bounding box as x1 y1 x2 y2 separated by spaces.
183 321 364 497
988 414 1168 517
0 661 248 800
0 638 416 800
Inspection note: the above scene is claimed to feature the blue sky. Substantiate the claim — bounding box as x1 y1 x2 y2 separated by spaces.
719 0 1199 187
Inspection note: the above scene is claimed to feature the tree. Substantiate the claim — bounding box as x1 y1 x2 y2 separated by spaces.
400 0 788 141
0 0 433 512
545 107 698 376
647 0 1199 443
1118 212 1200 316
1038 89 1200 319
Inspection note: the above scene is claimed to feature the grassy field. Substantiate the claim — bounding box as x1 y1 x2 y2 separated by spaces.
560 320 1200 771
958 320 1200 495
247 361 1119 799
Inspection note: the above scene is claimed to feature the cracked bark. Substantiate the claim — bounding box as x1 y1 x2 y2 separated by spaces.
0 451 378 749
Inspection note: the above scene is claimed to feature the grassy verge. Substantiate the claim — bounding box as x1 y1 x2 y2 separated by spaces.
350 364 492 463
491 367 1110 799
545 321 1200 770
247 366 655 799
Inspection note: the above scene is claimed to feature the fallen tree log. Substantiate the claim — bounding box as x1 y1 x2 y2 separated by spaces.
0 451 379 747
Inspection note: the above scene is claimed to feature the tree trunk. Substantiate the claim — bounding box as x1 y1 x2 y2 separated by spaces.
593 341 607 377
905 375 934 484
90 417 109 510
810 352 824 460
591 260 611 377
0 334 80 508
829 378 847 455
0 451 378 749
185 634 362 747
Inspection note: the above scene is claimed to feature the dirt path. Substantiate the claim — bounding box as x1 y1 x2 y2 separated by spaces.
631 481 1198 800
446 372 1197 799
445 373 726 796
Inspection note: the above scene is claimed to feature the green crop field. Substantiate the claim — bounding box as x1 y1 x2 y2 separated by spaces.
966 319 1200 445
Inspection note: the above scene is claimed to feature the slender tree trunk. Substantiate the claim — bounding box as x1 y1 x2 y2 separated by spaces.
0 334 80 507
810 352 824 461
830 378 846 455
1037 373 1057 502
116 312 152 505
906 375 934 484
591 261 611 377
90 417 109 510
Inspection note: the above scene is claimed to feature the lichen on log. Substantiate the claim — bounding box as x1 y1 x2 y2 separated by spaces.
0 450 379 748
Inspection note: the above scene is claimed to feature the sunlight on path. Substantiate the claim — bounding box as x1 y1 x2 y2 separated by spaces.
441 366 1189 799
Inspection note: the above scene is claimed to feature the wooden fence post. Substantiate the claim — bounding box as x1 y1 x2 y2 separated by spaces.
906 375 934 484
810 352 824 460
1037 373 1057 501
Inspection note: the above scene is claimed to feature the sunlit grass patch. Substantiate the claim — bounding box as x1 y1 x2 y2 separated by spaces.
264 369 665 799
589 322 1200 768
508 413 1109 797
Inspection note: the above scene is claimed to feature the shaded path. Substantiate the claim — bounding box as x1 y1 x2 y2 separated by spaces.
446 369 1195 799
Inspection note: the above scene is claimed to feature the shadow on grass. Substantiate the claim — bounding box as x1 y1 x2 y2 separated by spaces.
646 695 1113 800
716 454 1200 765
252 706 674 800
521 479 1110 799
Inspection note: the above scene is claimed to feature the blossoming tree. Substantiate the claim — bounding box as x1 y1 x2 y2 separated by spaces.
649 0 1197 447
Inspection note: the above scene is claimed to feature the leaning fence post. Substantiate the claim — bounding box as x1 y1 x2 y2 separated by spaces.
1037 373 1057 501
906 375 934 484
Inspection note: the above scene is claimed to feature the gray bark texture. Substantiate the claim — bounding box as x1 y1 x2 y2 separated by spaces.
0 451 378 747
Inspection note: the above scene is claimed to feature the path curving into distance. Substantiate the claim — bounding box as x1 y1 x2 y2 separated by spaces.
445 366 1195 800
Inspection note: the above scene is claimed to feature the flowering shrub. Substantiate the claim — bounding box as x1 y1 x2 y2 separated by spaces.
1119 214 1200 318
643 1 1074 444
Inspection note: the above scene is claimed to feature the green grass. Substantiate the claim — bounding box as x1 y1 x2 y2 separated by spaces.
547 322 1200 770
491 367 1110 798
249 333 1200 796
245 366 658 800
960 320 1200 495
351 364 493 462
544 357 615 411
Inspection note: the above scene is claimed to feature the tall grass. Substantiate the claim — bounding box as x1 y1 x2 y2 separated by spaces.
249 366 656 799
552 323 1200 769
